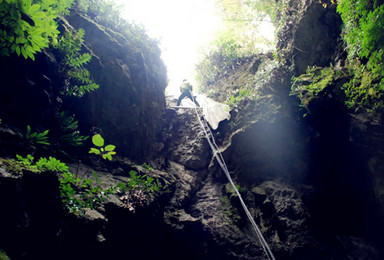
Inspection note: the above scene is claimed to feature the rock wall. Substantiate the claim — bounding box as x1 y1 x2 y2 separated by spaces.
0 12 168 161
64 12 168 161
196 0 384 258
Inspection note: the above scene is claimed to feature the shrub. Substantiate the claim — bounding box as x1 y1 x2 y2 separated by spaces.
0 0 73 60
196 31 244 89
9 154 115 214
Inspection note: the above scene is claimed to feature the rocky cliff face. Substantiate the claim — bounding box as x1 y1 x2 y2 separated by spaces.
191 0 384 258
0 11 167 161
64 12 168 161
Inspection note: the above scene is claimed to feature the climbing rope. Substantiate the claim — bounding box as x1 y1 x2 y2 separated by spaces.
190 95 276 260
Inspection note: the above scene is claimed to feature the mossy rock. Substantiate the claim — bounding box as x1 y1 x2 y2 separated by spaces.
291 66 349 112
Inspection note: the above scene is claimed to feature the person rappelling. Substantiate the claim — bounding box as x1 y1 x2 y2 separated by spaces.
177 79 200 107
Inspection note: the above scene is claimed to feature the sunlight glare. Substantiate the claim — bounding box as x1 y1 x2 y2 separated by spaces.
117 0 223 96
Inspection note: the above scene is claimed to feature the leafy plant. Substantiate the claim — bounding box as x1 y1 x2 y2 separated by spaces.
77 0 124 29
11 154 68 173
25 125 50 149
126 170 161 194
196 32 245 88
336 0 384 111
226 87 253 110
13 154 37 172
58 111 89 147
8 154 116 214
89 134 116 161
220 195 241 223
0 0 74 60
54 28 99 97
118 170 163 212
290 66 350 114
35 156 69 172
141 162 154 171
60 170 116 213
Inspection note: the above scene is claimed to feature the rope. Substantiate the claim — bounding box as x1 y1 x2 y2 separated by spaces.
190 95 276 260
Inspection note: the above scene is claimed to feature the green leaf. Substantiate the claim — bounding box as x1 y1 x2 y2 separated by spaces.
36 140 50 145
27 49 35 60
92 134 104 147
29 4 40 14
41 129 49 136
21 47 28 59
26 125 31 137
89 148 101 155
105 144 115 151
15 45 21 56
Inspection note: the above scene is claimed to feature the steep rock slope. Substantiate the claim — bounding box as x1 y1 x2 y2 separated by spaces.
64 12 168 160
0 11 167 161
198 0 384 258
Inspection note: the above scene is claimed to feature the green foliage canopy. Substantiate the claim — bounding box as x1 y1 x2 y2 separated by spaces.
336 0 384 110
0 0 74 60
196 0 277 90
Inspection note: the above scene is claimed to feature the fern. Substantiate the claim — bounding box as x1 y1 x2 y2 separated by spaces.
58 111 89 147
55 29 99 97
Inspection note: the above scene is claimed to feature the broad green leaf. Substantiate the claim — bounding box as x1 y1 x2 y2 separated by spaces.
92 134 104 147
105 144 115 151
89 147 100 155
29 4 40 14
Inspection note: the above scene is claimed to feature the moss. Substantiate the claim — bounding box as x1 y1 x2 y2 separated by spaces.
0 158 38 175
252 186 266 196
291 66 348 109
0 158 24 175
220 195 241 223
343 66 384 111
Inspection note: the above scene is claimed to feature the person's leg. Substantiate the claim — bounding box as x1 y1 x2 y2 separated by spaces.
177 92 188 106
193 97 200 107
187 92 200 107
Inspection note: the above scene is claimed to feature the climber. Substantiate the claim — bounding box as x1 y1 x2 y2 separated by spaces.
176 79 200 107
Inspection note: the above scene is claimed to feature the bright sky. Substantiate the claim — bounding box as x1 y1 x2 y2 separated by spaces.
117 0 223 95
